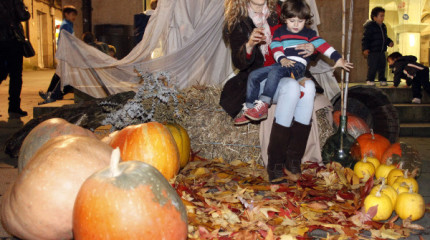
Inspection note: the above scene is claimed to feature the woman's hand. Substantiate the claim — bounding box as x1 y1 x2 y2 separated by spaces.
280 58 295 67
333 58 353 71
246 28 266 54
295 43 315 58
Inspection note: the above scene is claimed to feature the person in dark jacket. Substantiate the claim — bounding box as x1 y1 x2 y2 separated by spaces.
387 52 430 104
0 0 30 117
362 6 393 86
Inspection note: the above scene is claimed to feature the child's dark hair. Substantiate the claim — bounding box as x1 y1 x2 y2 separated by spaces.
387 52 402 61
280 0 313 25
370 6 385 20
63 5 78 18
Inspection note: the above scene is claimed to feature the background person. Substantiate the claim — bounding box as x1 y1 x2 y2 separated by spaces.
387 52 430 104
362 6 393 86
221 0 317 183
0 0 31 117
39 5 77 104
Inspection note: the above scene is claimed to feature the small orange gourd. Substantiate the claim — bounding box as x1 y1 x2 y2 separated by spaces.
350 129 391 161
108 122 180 180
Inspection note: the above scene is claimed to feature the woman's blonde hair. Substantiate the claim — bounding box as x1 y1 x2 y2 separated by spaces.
224 0 278 34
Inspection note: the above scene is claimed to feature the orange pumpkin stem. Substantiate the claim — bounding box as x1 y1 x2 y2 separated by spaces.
370 129 375 140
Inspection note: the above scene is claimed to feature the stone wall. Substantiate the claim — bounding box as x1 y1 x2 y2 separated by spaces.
23 0 63 69
315 0 369 83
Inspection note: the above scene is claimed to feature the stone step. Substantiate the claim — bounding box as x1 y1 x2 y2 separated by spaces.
378 87 430 104
399 123 430 137
393 103 430 123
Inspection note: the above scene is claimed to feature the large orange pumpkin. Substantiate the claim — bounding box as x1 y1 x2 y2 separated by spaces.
1 136 112 240
73 149 187 240
350 130 390 162
164 122 191 168
18 118 96 172
108 122 180 180
333 111 370 139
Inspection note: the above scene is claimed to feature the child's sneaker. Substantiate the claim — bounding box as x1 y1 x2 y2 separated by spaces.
380 81 388 86
412 98 421 104
245 100 269 121
366 81 375 86
234 104 250 125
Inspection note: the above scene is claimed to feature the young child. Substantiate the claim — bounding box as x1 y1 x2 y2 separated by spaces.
39 5 77 104
58 5 78 41
362 6 394 86
387 52 430 104
234 0 352 125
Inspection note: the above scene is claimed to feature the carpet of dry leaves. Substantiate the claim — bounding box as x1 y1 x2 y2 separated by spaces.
172 156 428 239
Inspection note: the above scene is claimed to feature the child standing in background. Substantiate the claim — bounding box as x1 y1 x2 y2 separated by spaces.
362 6 394 86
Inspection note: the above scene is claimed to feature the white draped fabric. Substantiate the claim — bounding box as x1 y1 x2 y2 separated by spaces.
56 0 233 98
56 0 339 100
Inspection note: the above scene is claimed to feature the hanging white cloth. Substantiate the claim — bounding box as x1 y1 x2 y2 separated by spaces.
56 0 339 100
56 0 233 98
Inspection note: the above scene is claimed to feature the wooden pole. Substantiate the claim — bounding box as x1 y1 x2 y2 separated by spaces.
340 0 346 117
343 0 354 115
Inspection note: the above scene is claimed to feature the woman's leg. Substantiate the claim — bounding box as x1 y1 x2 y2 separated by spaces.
286 79 315 178
265 77 299 182
273 78 301 127
293 79 316 125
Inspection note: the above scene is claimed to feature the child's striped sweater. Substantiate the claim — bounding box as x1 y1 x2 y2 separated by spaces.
270 24 342 66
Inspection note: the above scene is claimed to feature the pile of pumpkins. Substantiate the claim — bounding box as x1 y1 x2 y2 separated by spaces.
350 130 425 222
1 118 190 240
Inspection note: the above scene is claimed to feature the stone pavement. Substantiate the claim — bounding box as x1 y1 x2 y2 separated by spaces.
0 69 429 238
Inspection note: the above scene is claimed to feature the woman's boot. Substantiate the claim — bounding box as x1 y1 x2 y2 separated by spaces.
267 119 291 183
285 120 311 181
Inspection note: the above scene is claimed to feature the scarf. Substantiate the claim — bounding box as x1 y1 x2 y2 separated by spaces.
248 3 271 59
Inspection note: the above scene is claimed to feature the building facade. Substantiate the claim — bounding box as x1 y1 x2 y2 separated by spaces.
21 0 430 84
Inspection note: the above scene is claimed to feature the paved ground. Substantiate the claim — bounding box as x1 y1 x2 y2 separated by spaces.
0 69 429 238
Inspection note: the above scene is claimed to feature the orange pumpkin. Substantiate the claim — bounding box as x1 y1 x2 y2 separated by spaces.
333 111 370 139
1 136 112 240
73 149 187 240
350 129 390 162
18 118 96 172
164 123 191 168
381 142 402 164
380 142 421 175
108 122 180 180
